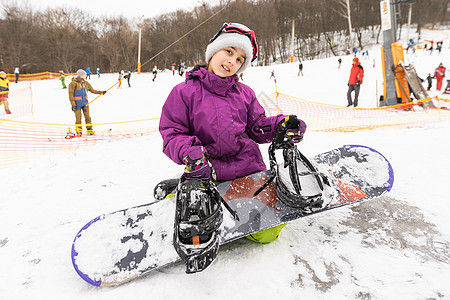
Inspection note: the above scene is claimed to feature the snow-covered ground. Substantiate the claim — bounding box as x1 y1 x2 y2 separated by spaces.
1 28 449 299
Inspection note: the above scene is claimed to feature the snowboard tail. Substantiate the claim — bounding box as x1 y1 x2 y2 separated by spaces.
71 145 394 286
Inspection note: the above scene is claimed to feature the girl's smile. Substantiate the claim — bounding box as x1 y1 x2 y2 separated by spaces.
207 47 246 77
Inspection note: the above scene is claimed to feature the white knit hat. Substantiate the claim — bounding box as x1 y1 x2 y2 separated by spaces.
205 32 253 73
77 69 87 77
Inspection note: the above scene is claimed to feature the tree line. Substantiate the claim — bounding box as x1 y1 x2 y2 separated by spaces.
0 0 448 74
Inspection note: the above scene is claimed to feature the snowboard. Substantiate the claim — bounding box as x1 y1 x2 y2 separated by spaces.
71 145 394 286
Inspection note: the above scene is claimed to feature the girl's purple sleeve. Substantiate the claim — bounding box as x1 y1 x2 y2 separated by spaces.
159 87 202 165
246 90 286 144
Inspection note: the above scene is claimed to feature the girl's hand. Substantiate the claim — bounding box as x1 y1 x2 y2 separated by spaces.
273 115 307 148
183 147 216 180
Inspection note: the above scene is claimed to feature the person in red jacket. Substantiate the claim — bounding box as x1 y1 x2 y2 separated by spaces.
347 57 364 107
434 63 446 91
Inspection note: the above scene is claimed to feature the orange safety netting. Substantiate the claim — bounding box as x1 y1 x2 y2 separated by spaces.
6 72 75 82
0 86 33 118
0 119 159 168
260 92 450 132
1 91 450 169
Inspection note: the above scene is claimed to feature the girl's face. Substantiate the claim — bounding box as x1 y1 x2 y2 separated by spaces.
207 47 246 77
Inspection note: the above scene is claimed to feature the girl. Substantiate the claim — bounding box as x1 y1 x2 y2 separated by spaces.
159 23 306 244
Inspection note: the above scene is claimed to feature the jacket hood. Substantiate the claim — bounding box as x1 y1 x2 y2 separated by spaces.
186 66 239 97
72 77 84 83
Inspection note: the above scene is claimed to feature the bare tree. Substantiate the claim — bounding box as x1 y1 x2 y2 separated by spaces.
1 0 447 73
332 0 353 48
0 1 38 72
98 16 136 72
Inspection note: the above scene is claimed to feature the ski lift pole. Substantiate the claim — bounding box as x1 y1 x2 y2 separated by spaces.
87 79 123 106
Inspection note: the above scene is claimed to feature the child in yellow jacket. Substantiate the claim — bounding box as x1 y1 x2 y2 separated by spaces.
0 71 11 114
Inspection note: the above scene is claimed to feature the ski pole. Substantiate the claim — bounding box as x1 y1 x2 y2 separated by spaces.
87 79 123 106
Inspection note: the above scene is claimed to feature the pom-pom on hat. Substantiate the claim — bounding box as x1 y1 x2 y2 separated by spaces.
77 69 87 77
205 32 254 74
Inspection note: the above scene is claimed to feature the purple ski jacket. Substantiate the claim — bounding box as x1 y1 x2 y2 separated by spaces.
159 66 285 181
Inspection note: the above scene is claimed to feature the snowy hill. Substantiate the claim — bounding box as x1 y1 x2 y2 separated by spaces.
1 28 450 299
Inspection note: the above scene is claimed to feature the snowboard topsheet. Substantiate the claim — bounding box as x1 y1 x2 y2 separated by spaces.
71 145 394 286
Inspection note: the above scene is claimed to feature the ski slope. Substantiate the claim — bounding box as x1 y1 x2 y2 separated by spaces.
1 28 449 299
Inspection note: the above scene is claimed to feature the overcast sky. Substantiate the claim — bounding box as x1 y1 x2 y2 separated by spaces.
11 0 221 19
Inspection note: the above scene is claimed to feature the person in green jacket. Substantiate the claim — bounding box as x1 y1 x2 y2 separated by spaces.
59 70 67 89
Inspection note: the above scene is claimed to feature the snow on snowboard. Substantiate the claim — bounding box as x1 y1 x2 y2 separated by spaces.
71 145 394 286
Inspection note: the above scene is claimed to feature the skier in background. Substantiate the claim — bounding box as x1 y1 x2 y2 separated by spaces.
86 67 91 79
172 63 176 75
152 65 158 82
118 70 124 88
444 79 450 94
298 62 303 76
436 41 442 54
426 73 433 91
347 57 364 107
124 71 131 87
338 58 342 68
434 63 446 91
14 67 19 83
59 70 67 89
270 70 275 79
68 69 106 136
406 39 414 53
97 67 100 78
179 63 185 77
159 22 306 244
0 71 11 114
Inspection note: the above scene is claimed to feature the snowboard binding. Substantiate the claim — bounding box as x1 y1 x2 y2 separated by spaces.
254 119 329 211
271 143 327 209
173 176 237 274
